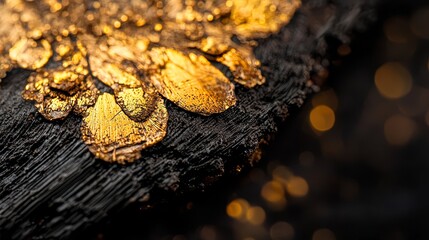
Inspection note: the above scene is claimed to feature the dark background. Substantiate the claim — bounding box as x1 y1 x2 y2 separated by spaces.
79 0 429 239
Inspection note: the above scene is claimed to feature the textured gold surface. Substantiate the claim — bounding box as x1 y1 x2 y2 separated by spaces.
149 48 236 115
9 39 52 70
217 48 265 88
114 85 161 122
81 93 168 164
0 0 301 162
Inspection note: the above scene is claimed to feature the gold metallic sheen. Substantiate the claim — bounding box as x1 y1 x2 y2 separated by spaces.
149 48 237 115
217 49 265 88
0 0 301 163
81 93 168 164
9 38 52 70
114 85 161 122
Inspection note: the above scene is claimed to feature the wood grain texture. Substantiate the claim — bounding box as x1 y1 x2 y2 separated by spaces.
0 1 375 239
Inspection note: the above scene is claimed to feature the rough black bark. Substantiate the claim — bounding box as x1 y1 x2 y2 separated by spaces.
0 1 375 239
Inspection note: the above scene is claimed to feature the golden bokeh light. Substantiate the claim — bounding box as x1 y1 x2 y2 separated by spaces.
270 222 295 240
245 206 266 225
285 176 309 198
309 105 335 132
261 181 285 203
312 228 336 240
272 166 293 184
384 114 416 146
374 62 412 99
226 198 249 220
200 225 217 240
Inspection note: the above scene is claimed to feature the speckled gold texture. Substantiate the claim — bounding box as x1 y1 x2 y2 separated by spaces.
0 0 301 163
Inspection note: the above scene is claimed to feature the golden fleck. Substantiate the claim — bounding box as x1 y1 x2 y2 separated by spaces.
375 62 412 99
154 23 163 32
81 93 168 163
9 39 52 70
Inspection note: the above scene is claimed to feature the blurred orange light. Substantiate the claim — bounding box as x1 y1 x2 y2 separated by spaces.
309 105 335 132
226 198 249 219
245 206 266 225
384 115 416 146
270 221 295 240
374 62 412 99
312 228 336 240
261 181 285 203
286 176 309 198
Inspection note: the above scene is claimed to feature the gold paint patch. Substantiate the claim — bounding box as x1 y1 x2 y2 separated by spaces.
81 93 168 163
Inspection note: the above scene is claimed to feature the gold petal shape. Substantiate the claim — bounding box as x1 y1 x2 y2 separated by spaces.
149 48 237 115
81 93 168 164
114 85 161 122
217 48 265 88
9 38 52 70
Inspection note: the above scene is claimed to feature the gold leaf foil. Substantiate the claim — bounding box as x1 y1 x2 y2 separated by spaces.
35 94 76 121
0 0 301 163
217 48 265 88
81 93 168 164
149 48 237 115
114 85 161 122
9 38 52 70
